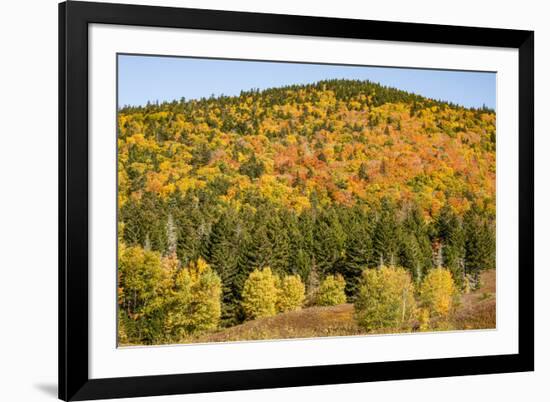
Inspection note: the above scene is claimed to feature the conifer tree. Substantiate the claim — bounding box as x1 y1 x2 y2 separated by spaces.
337 206 373 296
238 154 265 179
313 208 346 276
237 207 291 276
434 204 466 288
358 162 369 181
206 209 243 325
373 199 400 267
463 209 496 287
399 205 432 283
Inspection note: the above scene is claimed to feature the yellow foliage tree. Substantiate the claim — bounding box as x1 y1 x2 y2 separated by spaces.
118 244 172 343
241 267 279 319
354 266 416 332
419 268 459 319
166 257 222 339
276 274 306 313
316 274 347 306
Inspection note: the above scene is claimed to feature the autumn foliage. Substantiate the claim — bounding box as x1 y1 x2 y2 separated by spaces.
316 274 347 306
354 266 416 331
419 268 459 319
241 267 279 319
117 79 496 344
166 258 222 338
277 274 306 313
118 246 221 344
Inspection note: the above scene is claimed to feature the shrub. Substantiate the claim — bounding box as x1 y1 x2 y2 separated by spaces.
241 267 279 319
316 274 347 306
354 266 416 332
277 274 306 313
419 268 459 318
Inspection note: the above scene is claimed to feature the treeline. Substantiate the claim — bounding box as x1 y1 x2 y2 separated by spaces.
120 192 495 329
120 79 493 117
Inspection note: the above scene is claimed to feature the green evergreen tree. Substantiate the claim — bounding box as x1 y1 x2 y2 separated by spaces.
432 204 468 288
399 205 432 283
358 162 369 181
313 208 346 276
373 199 400 267
206 208 245 326
337 206 373 297
238 154 265 179
463 208 496 288
239 206 291 276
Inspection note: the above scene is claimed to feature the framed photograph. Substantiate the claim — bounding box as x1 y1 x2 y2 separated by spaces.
59 1 534 400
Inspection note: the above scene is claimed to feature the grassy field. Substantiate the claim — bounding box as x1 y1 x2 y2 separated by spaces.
183 270 496 344
445 269 496 331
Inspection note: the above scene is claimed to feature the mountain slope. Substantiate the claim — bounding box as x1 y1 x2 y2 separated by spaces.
118 79 495 216
117 79 496 334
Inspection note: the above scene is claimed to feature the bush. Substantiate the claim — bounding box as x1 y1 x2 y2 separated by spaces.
241 267 279 319
277 274 306 313
354 266 416 332
419 268 458 318
316 274 347 306
166 257 222 339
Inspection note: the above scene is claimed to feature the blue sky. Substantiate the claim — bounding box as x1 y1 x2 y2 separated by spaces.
118 54 496 109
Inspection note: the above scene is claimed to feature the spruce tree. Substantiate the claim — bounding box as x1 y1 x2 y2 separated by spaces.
206 209 243 326
464 210 496 275
373 199 400 267
337 206 373 296
358 162 369 181
313 208 346 277
399 205 432 283
239 206 291 276
174 193 213 266
434 204 466 288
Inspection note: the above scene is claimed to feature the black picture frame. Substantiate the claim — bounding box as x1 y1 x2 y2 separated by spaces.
59 1 534 400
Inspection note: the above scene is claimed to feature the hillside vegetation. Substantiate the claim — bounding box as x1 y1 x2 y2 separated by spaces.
117 79 496 345
202 270 495 344
124 270 495 345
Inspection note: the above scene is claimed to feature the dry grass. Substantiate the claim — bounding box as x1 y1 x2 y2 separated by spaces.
448 269 496 330
189 304 362 343
181 270 496 344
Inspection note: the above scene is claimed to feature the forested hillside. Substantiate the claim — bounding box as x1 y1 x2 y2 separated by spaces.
117 79 496 344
